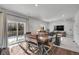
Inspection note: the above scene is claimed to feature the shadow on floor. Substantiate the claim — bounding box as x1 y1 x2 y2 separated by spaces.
0 48 10 55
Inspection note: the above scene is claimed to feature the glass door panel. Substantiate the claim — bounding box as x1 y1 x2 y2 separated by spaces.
18 23 25 42
8 23 17 45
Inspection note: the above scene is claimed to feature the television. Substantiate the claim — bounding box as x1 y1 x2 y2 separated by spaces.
54 25 64 31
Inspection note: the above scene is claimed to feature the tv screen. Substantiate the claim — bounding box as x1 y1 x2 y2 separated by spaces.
54 25 64 31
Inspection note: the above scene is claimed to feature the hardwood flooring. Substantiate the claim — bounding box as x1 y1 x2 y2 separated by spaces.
0 42 79 55
51 46 79 55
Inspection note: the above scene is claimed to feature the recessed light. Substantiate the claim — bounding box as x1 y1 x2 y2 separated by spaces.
35 4 38 7
62 14 65 17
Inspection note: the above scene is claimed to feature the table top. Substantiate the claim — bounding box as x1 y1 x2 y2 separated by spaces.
26 31 49 44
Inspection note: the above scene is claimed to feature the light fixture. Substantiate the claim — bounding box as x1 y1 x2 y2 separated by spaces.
62 14 65 17
35 4 38 7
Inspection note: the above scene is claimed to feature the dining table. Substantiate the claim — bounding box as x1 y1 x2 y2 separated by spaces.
25 31 53 55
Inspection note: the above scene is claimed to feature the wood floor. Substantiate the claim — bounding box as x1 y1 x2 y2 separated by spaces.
51 46 79 55
0 42 79 55
19 42 79 55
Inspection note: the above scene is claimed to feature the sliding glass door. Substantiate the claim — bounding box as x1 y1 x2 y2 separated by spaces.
8 22 17 45
8 21 26 45
18 23 25 42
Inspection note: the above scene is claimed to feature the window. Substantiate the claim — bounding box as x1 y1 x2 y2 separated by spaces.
8 21 26 45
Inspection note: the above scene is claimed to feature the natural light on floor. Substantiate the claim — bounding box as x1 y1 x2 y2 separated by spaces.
8 35 25 45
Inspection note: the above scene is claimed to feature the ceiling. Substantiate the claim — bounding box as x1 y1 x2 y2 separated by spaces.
0 4 79 22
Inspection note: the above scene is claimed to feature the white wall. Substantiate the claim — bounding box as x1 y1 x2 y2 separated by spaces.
49 18 74 39
28 18 48 32
74 11 79 45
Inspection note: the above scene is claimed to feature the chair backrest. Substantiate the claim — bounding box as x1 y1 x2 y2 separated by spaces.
37 31 48 44
26 32 31 34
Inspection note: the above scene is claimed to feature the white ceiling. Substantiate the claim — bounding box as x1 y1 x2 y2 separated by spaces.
0 4 79 22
